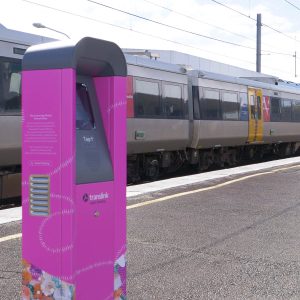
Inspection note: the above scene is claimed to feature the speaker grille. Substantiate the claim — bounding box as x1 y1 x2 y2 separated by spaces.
29 175 50 216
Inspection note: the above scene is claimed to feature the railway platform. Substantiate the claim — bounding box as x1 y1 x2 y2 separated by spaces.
1 157 300 299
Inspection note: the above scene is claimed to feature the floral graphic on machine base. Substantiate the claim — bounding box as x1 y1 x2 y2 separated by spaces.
114 254 127 300
23 255 126 299
22 259 75 300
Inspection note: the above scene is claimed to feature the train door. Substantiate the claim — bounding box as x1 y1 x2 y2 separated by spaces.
247 88 263 143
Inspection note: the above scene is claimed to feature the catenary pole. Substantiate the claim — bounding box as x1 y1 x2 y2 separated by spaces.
295 51 297 77
256 13 262 73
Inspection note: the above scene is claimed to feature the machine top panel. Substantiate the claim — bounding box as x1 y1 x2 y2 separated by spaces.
22 37 127 77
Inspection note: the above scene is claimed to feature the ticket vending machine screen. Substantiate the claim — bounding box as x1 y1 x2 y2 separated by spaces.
76 76 113 184
76 83 95 130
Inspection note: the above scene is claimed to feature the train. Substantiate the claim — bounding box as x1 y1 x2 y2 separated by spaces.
0 26 53 203
0 29 300 202
126 55 300 182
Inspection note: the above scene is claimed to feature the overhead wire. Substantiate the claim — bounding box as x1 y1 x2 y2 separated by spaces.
209 0 300 43
87 0 296 75
143 0 255 42
19 0 293 76
283 0 300 11
88 0 297 58
87 0 258 50
19 0 254 66
142 0 295 57
210 0 254 19
20 0 297 62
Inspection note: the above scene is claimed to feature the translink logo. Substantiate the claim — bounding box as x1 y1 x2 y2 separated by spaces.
82 192 109 202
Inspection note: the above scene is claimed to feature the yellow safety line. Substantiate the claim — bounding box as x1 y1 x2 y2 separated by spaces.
127 164 300 210
0 233 22 243
1 164 300 243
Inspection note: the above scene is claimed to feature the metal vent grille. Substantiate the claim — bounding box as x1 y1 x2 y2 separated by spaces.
29 175 50 216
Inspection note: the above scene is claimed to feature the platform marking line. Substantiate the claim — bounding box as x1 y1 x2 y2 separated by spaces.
127 164 300 210
0 233 22 243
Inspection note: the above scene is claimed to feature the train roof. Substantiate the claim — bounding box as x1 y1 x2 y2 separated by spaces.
197 70 300 95
124 52 300 96
0 24 53 46
125 53 186 75
277 79 300 89
124 48 300 95
124 48 274 79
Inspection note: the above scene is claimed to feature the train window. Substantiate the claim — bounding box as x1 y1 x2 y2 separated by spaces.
222 92 239 120
200 89 221 120
0 59 21 114
249 95 255 119
257 95 262 120
281 99 292 122
239 93 248 121
193 86 200 120
183 85 189 119
263 96 271 121
162 84 183 119
270 97 281 122
293 100 300 122
134 79 161 118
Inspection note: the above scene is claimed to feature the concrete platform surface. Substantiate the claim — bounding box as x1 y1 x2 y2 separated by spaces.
0 162 300 299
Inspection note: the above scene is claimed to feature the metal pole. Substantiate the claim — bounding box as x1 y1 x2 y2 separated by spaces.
295 51 297 77
256 13 262 73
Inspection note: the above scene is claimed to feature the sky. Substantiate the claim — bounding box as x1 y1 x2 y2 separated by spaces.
1 0 300 81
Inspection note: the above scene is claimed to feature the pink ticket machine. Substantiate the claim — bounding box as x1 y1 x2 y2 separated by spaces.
22 37 127 299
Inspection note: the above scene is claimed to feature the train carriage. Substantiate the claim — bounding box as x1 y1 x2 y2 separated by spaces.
126 62 300 181
0 38 28 201
126 55 190 181
0 26 52 203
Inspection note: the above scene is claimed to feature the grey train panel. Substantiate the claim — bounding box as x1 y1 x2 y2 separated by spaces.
198 70 300 96
262 88 300 100
263 122 300 143
191 120 248 149
127 119 189 154
127 60 189 155
0 115 21 166
0 41 28 59
198 78 247 93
